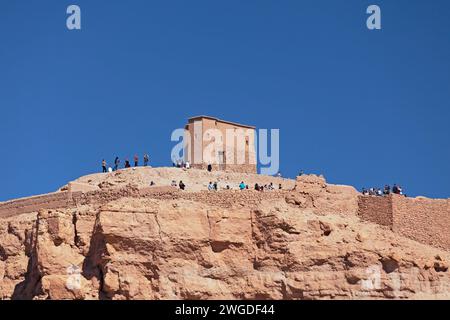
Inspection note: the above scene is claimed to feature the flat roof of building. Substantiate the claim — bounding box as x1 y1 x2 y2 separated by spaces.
188 115 256 129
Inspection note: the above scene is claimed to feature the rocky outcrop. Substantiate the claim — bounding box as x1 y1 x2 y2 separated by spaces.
0 172 449 300
286 175 359 216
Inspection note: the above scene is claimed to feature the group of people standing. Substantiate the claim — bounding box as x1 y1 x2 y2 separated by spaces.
205 181 282 191
173 161 215 173
173 159 191 169
208 181 220 191
102 154 150 173
362 184 405 196
254 182 282 191
171 180 186 190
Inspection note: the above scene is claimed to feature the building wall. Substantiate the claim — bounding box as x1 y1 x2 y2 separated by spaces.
184 117 257 173
185 120 201 165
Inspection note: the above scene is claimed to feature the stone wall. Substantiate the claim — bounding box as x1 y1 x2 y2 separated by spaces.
0 187 179 219
3 179 449 252
357 196 393 227
392 196 450 250
0 186 287 219
181 190 289 209
358 194 450 250
0 192 70 219
69 186 178 207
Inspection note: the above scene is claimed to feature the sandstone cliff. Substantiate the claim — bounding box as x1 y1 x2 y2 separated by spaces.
0 169 449 300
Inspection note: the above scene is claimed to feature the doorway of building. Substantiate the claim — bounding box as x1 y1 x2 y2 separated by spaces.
218 151 226 171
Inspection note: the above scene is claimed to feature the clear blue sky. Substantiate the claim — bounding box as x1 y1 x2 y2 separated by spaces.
1 0 449 201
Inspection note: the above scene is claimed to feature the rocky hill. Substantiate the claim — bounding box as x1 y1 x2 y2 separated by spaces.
0 168 449 300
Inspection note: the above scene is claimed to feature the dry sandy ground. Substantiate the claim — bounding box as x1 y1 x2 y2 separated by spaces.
67 167 296 192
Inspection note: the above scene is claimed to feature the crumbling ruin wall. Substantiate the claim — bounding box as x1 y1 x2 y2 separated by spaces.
0 187 179 219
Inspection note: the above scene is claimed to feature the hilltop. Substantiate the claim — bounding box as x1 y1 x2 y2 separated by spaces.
0 168 449 300
61 167 296 192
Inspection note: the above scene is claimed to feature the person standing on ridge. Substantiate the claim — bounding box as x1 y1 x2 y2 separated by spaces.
113 157 120 171
143 154 149 167
393 184 399 194
134 154 139 167
102 159 107 173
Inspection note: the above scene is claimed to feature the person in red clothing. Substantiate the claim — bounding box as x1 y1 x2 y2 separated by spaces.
134 154 139 167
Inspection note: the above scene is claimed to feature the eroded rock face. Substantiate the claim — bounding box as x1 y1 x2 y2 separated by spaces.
1 185 450 300
286 175 359 216
0 213 35 299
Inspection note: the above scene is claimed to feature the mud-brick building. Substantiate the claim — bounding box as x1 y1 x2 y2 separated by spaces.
184 116 257 173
